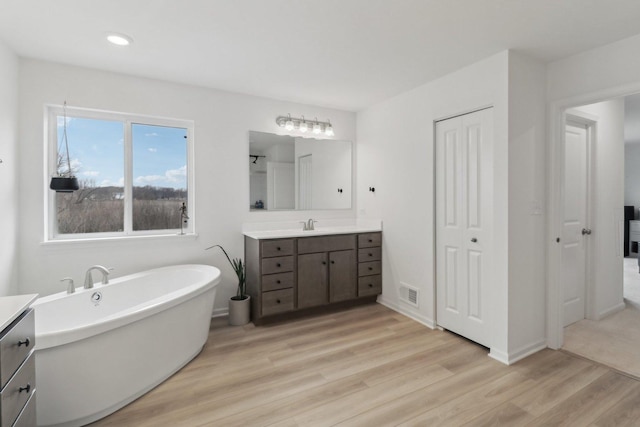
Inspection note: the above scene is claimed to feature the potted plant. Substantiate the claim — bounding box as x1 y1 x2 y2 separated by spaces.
206 244 250 325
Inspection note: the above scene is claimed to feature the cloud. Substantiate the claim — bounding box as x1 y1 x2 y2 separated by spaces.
135 165 187 186
145 132 159 137
99 177 124 187
82 171 100 177
148 148 157 153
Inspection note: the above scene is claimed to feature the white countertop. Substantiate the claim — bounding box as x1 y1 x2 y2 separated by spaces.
243 224 382 240
0 294 39 331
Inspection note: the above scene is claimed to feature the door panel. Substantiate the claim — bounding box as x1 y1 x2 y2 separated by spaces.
297 253 328 308
329 250 357 302
436 108 493 348
562 122 588 326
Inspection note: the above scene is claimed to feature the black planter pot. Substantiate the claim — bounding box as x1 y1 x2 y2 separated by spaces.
50 176 79 192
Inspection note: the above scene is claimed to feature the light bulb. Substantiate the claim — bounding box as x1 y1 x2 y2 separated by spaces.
313 121 322 134
285 119 294 131
325 122 334 137
300 120 308 133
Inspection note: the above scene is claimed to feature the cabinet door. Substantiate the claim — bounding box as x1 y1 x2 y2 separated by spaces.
298 253 328 308
329 250 356 302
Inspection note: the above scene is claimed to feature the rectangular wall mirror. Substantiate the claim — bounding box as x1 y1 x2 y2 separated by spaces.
249 131 352 211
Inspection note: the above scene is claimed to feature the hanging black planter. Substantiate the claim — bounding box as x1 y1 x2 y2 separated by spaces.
50 176 79 192
50 101 79 193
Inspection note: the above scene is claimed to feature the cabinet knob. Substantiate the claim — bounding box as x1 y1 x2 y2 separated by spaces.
331 260 335 264
276 299 281 304
277 247 281 251
18 338 30 347
471 238 478 243
368 239 373 242
368 253 373 257
368 267 373 271
368 283 373 288
322 261 327 265
19 384 31 394
276 280 281 284
276 263 281 267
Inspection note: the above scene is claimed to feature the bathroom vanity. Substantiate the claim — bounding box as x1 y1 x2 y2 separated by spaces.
244 228 382 324
0 295 37 427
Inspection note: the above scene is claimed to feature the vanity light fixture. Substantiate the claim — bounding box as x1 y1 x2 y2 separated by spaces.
299 116 308 133
325 119 334 137
312 118 322 134
284 114 294 131
107 33 133 46
275 115 335 137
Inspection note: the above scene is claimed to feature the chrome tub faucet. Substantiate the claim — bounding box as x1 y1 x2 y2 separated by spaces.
84 265 112 289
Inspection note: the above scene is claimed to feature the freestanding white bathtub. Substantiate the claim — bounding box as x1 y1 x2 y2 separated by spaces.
32 264 221 427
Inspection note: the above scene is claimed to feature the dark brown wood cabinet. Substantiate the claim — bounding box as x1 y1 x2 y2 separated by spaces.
245 232 381 324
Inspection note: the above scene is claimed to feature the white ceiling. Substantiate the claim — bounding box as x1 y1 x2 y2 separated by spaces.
2 0 640 111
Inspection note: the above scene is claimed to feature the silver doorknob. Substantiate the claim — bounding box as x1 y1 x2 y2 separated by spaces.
581 228 592 235
471 238 478 243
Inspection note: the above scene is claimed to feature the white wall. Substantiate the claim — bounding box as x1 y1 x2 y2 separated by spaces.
573 100 625 319
17 59 356 312
0 41 18 297
625 143 640 208
507 52 547 358
356 51 511 358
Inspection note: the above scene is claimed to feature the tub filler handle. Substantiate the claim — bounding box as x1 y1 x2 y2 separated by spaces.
61 277 75 294
18 338 30 347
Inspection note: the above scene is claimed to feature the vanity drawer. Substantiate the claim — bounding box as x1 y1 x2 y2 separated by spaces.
261 239 294 258
358 247 381 262
262 272 294 292
262 256 294 275
358 233 381 248
0 352 35 427
0 309 34 390
297 235 356 254
358 261 381 277
262 289 294 316
12 390 36 427
358 275 382 297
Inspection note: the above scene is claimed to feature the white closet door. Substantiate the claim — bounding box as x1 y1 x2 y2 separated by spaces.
436 108 493 347
562 121 589 326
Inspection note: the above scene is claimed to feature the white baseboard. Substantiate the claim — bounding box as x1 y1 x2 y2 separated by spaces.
488 348 509 365
597 302 626 320
377 296 436 329
505 340 547 365
211 307 228 318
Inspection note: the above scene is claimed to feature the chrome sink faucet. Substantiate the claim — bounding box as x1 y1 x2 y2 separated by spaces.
299 219 318 231
84 265 112 289
61 277 75 294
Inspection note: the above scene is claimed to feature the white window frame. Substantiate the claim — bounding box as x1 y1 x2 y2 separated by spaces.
45 105 195 242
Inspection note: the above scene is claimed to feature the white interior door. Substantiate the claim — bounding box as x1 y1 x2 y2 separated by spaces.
298 155 312 210
562 121 589 326
436 108 493 348
266 162 295 210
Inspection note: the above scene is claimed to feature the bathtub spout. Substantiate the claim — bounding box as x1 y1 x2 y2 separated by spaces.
84 265 111 289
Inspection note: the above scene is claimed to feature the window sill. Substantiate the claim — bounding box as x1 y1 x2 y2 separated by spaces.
41 233 198 248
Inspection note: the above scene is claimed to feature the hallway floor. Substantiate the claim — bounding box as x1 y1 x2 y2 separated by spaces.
563 257 640 379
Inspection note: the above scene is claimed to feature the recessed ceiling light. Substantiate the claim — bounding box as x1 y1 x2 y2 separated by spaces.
107 33 133 46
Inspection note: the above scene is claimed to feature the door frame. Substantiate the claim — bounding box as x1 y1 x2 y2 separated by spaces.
563 111 597 326
547 84 640 349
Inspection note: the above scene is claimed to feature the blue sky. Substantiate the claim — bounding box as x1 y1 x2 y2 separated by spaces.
58 117 187 190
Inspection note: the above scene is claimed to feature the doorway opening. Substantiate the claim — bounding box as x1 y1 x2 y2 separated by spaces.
553 93 640 378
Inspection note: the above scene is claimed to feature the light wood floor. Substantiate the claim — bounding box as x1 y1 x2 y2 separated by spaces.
92 304 640 426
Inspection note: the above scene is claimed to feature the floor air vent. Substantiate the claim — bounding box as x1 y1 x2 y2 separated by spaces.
399 283 419 307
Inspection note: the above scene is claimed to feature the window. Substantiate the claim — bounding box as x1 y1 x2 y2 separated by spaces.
47 106 194 240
